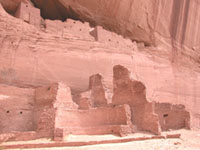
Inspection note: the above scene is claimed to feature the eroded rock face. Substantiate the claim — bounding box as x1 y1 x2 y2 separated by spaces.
2 0 200 60
89 74 109 107
0 2 199 129
30 0 155 45
0 0 31 15
0 0 199 144
28 0 200 63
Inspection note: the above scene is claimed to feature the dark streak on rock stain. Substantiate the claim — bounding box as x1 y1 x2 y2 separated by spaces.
170 0 185 62
181 0 190 45
170 1 183 41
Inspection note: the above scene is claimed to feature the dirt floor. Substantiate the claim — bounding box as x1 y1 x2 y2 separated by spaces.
1 129 200 150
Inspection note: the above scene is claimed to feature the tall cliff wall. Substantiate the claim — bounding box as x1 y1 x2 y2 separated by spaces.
0 1 200 129
29 0 200 63
1 0 200 63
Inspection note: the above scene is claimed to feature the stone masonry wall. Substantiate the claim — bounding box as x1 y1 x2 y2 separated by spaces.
155 102 190 131
0 84 34 133
55 104 133 137
112 65 161 134
15 2 41 28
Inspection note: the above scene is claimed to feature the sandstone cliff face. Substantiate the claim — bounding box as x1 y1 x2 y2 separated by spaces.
29 0 200 63
1 0 200 63
0 0 30 14
0 1 200 130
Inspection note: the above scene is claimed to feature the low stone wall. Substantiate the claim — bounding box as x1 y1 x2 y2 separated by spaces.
62 125 133 137
155 102 190 131
54 104 133 138
56 105 131 127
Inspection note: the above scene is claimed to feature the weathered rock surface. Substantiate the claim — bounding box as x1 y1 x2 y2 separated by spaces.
0 0 31 15
0 1 200 131
29 0 200 63
1 0 200 63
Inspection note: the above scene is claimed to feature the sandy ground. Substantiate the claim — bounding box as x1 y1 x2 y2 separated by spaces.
1 129 200 150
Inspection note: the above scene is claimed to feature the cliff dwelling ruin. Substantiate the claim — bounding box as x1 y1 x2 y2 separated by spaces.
0 0 200 149
0 64 191 142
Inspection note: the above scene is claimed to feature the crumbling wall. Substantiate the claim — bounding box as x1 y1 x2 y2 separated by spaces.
34 84 56 137
34 82 133 138
55 104 133 136
78 97 92 110
0 84 34 133
74 74 110 108
64 19 94 40
90 26 137 50
112 65 161 134
45 19 64 36
34 82 78 138
0 66 192 142
35 82 78 109
89 74 109 107
73 91 92 110
56 105 130 127
34 106 56 138
45 19 94 40
155 103 190 131
15 2 41 28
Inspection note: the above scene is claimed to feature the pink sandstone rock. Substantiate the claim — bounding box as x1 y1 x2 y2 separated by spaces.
0 0 29 15
27 0 200 64
2 0 200 64
78 98 92 110
73 91 91 109
0 1 199 134
89 74 109 107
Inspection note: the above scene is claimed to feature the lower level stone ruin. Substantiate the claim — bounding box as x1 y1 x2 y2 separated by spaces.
0 65 190 142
